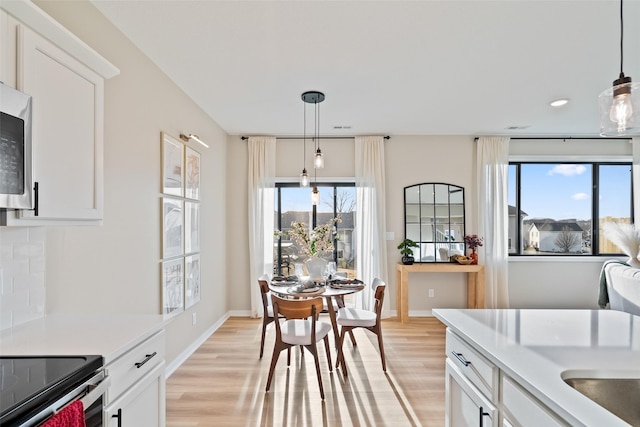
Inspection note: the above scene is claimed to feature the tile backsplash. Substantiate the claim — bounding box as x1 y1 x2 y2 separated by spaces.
0 227 46 330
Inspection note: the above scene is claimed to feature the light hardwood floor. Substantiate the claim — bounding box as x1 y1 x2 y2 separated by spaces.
166 316 447 427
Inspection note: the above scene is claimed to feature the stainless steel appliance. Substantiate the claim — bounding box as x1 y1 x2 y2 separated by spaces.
0 81 33 210
0 355 109 426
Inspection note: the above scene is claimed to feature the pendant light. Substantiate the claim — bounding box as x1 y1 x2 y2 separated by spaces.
302 91 325 205
599 0 640 136
299 96 309 187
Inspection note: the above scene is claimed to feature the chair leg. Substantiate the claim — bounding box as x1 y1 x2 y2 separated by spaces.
287 347 291 366
310 343 325 400
323 335 332 372
348 330 357 347
259 318 269 359
266 343 285 392
336 327 349 378
376 329 387 372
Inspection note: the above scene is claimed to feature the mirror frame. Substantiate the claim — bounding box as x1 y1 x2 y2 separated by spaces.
403 182 466 263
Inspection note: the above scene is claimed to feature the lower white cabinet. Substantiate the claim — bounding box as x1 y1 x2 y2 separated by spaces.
104 330 166 427
446 360 497 427
501 374 567 427
106 362 165 427
445 328 567 427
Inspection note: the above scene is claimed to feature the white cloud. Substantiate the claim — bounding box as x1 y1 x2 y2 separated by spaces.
572 193 589 200
547 164 587 176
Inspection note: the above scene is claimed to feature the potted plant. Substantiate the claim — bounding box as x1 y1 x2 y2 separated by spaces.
398 238 419 265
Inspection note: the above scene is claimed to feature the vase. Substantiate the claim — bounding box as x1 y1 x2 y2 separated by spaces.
305 256 328 281
401 255 415 265
469 249 478 265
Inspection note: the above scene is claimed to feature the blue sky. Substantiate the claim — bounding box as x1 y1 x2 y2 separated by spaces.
508 164 631 220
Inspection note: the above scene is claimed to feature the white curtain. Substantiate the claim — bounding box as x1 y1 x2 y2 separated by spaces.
355 136 389 314
633 137 640 224
247 136 276 318
476 136 510 308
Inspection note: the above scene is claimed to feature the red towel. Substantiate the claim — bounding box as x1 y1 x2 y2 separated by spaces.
41 400 86 427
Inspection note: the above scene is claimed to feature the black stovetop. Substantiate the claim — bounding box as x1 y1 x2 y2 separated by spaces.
0 355 103 424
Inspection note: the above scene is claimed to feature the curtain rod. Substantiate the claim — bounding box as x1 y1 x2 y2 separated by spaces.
474 136 632 141
241 135 391 141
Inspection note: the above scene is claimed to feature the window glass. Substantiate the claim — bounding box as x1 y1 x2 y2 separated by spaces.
508 162 632 256
274 183 357 278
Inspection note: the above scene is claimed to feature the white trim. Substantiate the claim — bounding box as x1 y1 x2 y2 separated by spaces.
508 256 625 263
509 155 631 162
276 176 355 183
0 0 119 78
165 312 230 377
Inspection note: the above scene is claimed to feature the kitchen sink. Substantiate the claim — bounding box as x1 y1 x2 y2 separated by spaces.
564 377 640 426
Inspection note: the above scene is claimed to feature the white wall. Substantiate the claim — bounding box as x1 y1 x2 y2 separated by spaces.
228 135 629 315
27 0 228 366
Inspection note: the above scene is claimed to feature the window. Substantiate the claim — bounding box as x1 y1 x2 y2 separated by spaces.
508 162 632 256
273 183 357 276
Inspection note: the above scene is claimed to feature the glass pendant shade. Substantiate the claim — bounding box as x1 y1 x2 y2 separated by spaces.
599 77 640 136
311 186 320 205
300 168 309 187
314 148 324 168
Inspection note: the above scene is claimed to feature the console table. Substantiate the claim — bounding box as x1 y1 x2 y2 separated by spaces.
396 263 485 323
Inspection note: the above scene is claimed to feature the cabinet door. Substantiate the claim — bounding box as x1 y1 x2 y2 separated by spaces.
502 375 567 427
13 24 104 224
446 360 497 427
106 362 166 427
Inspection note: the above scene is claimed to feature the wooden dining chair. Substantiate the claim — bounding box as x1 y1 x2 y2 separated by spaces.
335 277 387 377
258 274 275 359
265 295 333 399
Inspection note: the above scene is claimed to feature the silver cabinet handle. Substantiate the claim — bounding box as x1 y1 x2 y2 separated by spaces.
451 351 471 367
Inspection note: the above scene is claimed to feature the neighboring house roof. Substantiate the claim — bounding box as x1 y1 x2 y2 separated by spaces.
508 205 528 217
280 211 355 230
529 221 583 232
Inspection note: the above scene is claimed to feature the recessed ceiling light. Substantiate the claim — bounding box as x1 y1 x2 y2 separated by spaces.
550 98 569 107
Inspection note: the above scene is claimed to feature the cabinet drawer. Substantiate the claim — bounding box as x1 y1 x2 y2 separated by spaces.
502 375 567 427
446 329 497 401
105 330 165 404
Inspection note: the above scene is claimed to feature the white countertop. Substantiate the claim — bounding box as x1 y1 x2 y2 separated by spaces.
433 309 640 427
0 314 168 364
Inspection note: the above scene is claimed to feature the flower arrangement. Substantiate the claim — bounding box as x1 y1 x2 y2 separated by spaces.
602 222 640 266
464 234 484 251
275 216 341 257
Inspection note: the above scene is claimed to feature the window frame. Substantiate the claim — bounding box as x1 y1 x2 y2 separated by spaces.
509 160 633 257
274 181 356 275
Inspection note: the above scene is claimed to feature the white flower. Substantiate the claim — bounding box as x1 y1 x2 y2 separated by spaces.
275 216 341 257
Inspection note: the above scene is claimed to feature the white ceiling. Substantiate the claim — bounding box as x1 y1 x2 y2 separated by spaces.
90 0 640 137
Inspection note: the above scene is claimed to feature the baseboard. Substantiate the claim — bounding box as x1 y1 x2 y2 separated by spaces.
165 311 231 378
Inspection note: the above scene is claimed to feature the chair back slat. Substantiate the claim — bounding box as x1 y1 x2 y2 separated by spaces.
271 295 323 320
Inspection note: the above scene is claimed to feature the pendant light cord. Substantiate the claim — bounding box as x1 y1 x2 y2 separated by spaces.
303 100 306 167
619 0 624 77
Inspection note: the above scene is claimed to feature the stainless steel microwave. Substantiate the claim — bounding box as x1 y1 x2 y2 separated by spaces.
0 81 33 209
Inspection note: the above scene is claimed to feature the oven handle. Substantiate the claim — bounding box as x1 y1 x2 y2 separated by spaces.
79 372 111 409
20 371 110 427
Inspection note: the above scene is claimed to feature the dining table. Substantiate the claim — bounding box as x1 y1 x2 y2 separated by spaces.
268 276 366 347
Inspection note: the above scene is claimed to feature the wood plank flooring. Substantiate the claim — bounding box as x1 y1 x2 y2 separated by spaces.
166 316 447 426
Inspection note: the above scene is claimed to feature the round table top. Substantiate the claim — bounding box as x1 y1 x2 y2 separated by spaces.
269 278 365 298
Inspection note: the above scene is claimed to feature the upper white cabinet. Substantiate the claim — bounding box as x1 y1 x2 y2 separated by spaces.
0 1 119 226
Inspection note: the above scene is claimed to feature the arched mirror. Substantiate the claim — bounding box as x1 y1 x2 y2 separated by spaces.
404 183 465 262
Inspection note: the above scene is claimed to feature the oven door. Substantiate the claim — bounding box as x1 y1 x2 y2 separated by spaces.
21 370 110 427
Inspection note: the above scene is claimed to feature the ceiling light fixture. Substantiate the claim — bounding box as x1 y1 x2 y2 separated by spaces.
550 99 569 107
299 98 309 187
179 133 209 148
301 91 325 205
599 0 640 136
302 91 325 169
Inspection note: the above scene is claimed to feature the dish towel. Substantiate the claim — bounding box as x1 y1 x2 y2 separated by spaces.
598 259 628 309
41 401 86 427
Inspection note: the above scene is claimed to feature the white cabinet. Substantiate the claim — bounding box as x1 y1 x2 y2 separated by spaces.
446 360 497 427
0 2 118 226
501 374 567 427
445 328 567 427
104 330 166 427
445 329 498 427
